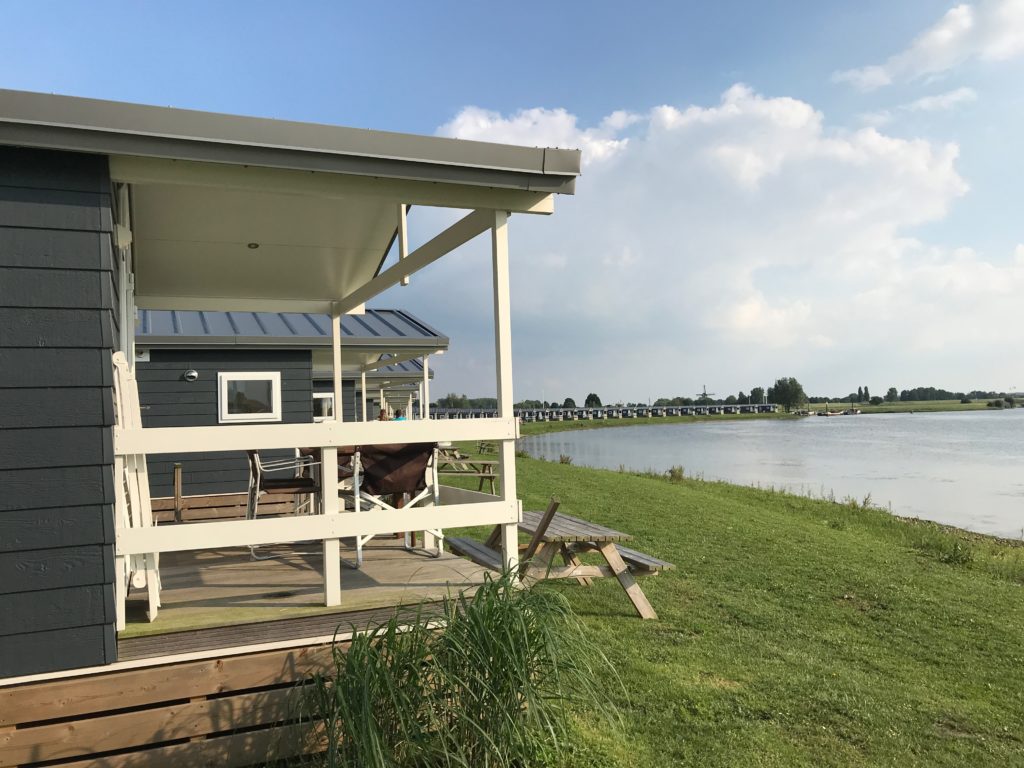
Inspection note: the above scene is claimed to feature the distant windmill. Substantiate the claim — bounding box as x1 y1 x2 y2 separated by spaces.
696 385 715 402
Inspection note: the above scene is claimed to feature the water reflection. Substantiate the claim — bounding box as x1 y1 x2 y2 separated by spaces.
519 410 1024 539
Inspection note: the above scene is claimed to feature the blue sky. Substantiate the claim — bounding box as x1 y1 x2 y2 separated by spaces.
4 1 1023 400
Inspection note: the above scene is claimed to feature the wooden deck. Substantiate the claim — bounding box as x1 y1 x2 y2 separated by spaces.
2 539 483 767
122 537 488 642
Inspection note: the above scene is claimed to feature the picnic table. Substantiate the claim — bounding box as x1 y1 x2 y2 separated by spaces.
437 448 499 493
448 499 673 620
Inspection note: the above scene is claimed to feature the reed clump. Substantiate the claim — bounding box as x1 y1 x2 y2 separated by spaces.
298 571 617 767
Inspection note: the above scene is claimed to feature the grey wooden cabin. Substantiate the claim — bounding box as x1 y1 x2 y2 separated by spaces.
135 308 446 497
0 88 579 683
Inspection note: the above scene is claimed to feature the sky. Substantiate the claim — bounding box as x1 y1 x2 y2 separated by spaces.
3 1 1023 402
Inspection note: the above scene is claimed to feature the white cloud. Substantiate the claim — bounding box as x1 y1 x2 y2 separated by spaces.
859 110 893 127
436 105 633 164
389 86 1024 401
904 86 978 111
833 0 1024 90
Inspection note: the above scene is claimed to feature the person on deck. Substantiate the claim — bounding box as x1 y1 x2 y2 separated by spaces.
393 409 406 421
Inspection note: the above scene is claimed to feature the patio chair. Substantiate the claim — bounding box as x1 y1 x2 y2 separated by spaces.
245 450 320 521
112 352 161 626
347 442 440 567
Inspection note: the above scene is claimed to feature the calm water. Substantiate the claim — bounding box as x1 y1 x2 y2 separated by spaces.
519 410 1024 539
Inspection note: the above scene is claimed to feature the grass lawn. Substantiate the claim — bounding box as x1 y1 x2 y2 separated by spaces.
450 453 1024 766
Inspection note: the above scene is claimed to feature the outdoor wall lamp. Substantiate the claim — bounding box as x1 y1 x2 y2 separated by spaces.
183 369 200 382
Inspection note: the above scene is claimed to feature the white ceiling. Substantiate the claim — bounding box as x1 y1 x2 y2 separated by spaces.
131 183 395 311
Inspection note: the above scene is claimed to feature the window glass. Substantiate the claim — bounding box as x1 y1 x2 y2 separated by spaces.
227 379 274 414
313 393 334 420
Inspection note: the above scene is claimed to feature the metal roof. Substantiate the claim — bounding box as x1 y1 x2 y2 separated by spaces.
0 89 580 193
136 308 447 349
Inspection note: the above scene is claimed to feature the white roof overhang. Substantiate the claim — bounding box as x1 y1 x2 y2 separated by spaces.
0 89 581 316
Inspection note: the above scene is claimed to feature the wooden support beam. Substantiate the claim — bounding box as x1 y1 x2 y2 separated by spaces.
335 208 492 315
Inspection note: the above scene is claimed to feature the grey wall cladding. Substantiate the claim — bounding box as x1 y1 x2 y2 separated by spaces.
0 146 117 677
137 349 313 497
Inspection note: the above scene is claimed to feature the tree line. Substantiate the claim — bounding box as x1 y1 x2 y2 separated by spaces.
441 384 1018 412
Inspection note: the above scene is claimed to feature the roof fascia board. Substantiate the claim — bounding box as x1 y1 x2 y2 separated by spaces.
139 337 448 352
109 156 555 214
134 295 337 313
0 89 579 193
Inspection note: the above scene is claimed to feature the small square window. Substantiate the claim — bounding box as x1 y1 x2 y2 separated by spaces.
313 392 335 422
218 372 282 423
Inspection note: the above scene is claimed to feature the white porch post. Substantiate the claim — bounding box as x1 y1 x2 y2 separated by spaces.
360 371 367 421
322 306 343 606
380 386 385 418
407 391 413 419
491 210 519 571
398 203 410 287
422 355 430 419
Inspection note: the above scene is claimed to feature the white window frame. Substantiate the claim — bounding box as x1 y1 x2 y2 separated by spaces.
217 371 282 423
312 392 335 422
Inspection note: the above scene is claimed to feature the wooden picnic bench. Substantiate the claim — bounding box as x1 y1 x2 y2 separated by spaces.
448 498 673 620
437 447 499 493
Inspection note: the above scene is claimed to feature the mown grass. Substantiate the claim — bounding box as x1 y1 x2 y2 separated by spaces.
447 454 1024 767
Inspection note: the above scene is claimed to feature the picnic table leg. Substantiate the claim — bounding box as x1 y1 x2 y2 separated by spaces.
599 542 658 620
521 541 559 584
560 544 593 586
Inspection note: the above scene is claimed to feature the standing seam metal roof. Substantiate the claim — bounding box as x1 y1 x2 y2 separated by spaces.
136 308 448 348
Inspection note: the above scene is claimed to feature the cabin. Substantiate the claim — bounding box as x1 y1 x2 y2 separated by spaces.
0 88 579 765
132 307 447 500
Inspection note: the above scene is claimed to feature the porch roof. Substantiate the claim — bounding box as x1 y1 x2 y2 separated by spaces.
137 308 446 349
137 307 448 376
0 89 581 314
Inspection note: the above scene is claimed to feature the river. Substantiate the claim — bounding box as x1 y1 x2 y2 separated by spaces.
518 409 1024 539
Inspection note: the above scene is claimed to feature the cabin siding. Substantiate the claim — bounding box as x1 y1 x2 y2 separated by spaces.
137 349 313 498
0 146 117 678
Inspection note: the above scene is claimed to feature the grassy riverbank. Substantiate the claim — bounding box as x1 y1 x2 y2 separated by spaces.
516 400 996 438
520 411 796 436
807 399 992 414
450 453 1024 766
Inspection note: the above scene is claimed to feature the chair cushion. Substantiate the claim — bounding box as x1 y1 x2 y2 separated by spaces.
357 443 435 496
261 477 317 493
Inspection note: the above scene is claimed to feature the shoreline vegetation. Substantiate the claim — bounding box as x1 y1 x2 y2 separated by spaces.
445 449 1024 765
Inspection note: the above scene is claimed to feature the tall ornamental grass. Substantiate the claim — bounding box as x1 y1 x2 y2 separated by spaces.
298 571 616 768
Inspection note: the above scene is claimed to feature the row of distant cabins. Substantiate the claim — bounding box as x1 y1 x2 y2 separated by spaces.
434 403 780 421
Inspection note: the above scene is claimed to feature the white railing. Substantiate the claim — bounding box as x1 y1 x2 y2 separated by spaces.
113 418 520 558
